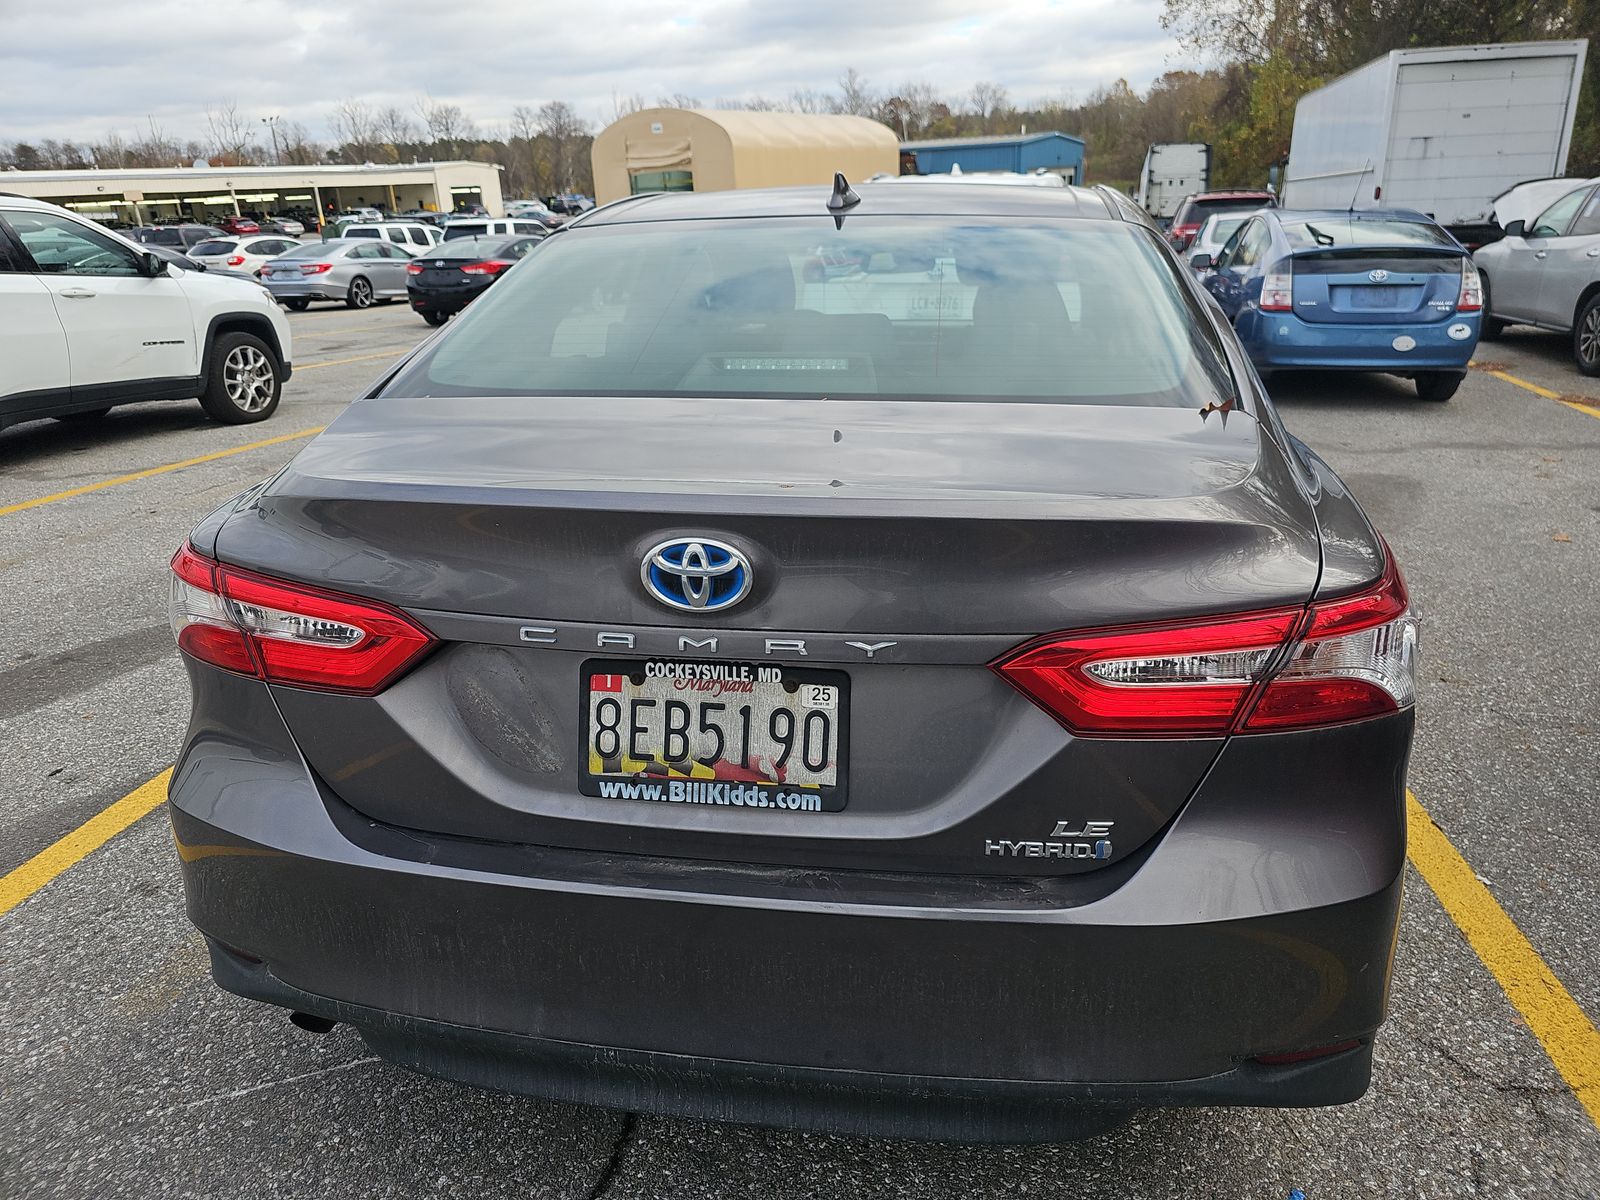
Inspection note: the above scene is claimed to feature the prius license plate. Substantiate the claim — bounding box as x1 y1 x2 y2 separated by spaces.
580 659 848 812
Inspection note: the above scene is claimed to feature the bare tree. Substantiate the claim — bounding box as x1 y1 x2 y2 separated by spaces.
277 120 323 166
787 88 827 114
655 93 702 109
609 91 648 121
538 100 589 192
205 100 259 164
331 98 378 161
415 95 475 158
375 105 417 157
835 68 876 117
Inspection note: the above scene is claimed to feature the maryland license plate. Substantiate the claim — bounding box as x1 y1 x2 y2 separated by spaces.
580 659 848 812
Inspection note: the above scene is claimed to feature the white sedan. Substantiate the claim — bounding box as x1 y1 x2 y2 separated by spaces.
187 235 303 277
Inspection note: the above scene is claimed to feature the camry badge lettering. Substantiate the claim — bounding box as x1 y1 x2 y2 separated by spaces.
519 626 557 644
642 538 753 613
596 632 635 649
764 639 808 656
679 636 719 652
845 640 897 658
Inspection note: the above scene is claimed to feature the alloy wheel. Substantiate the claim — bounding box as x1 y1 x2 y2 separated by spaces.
223 345 275 413
1580 304 1600 367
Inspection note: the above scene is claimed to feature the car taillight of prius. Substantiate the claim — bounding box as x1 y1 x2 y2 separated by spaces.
993 555 1415 736
460 260 513 275
1457 260 1483 312
169 543 436 694
1260 270 1294 312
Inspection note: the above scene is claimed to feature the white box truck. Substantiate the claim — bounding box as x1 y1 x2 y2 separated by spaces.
1282 40 1589 244
1136 143 1211 221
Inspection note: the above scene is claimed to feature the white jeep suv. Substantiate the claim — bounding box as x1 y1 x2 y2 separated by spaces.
0 195 293 432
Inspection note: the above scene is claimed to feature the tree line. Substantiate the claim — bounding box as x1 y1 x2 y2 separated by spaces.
3 1 1595 200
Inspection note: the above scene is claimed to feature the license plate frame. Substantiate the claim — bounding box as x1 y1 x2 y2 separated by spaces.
579 658 850 812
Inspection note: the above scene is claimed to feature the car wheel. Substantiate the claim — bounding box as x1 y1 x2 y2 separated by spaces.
422 310 449 326
1575 294 1600 378
346 277 374 309
1414 371 1463 402
200 332 282 424
1478 277 1506 341
54 407 112 422
283 298 311 312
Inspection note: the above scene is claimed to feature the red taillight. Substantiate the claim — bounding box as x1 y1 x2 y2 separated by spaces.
460 260 512 275
302 262 332 275
169 543 436 694
1254 1039 1362 1066
1260 270 1293 311
226 254 246 266
406 262 423 274
993 556 1416 737
1457 260 1483 312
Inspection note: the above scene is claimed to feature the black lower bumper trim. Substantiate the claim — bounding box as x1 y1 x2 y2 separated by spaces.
208 941 1374 1143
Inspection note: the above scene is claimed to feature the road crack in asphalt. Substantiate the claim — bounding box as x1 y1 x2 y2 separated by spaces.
584 1112 638 1199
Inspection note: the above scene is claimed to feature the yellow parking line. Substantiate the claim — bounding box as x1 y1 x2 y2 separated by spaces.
1406 791 1600 1127
0 427 326 517
1478 365 1600 421
0 770 171 917
0 351 405 519
295 350 405 371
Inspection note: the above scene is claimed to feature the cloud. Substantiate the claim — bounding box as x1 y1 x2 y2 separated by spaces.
0 0 1186 144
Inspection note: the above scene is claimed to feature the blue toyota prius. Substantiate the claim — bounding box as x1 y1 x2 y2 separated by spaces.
1192 208 1482 401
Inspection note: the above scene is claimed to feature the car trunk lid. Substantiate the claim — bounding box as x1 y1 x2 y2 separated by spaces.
1289 247 1465 324
216 395 1325 876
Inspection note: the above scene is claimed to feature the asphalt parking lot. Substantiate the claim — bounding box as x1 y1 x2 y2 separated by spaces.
2 304 1597 1199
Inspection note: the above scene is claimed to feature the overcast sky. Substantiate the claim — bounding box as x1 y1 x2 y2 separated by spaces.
1 0 1189 146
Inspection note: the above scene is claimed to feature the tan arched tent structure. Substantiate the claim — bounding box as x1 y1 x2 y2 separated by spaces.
590 109 900 204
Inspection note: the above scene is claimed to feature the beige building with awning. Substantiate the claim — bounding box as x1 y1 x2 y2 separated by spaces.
590 109 899 204
0 160 504 225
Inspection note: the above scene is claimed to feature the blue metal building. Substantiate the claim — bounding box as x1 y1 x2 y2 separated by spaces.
899 132 1087 182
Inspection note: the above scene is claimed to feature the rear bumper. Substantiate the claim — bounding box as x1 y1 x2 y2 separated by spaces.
1242 309 1478 370
263 279 346 302
408 284 488 313
169 668 1409 1139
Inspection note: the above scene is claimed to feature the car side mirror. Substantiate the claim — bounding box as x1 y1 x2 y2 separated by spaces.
1189 252 1215 271
1501 219 1525 238
139 251 170 277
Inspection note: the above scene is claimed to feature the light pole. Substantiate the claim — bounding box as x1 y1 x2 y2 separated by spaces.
261 115 281 164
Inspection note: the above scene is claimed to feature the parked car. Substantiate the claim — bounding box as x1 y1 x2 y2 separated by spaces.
130 223 226 251
405 234 543 324
543 193 595 216
259 239 414 309
324 220 439 255
0 195 290 430
256 216 306 237
217 215 262 236
1473 180 1600 374
167 180 1417 1142
188 235 302 277
1169 191 1277 252
505 199 564 229
1185 211 1254 277
400 210 453 228
441 217 553 241
1197 207 1481 399
142 243 267 291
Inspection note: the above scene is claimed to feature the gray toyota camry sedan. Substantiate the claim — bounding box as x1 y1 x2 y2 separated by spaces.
167 181 1416 1141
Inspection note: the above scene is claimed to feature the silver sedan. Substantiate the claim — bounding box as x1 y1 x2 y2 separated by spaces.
260 238 414 310
1474 179 1600 376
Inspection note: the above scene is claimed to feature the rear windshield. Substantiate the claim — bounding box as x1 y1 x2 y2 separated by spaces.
1203 217 1247 244
278 242 335 259
1280 218 1456 249
190 240 238 255
142 228 186 246
442 222 491 240
382 217 1234 408
343 227 380 238
1188 198 1271 220
427 237 516 258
